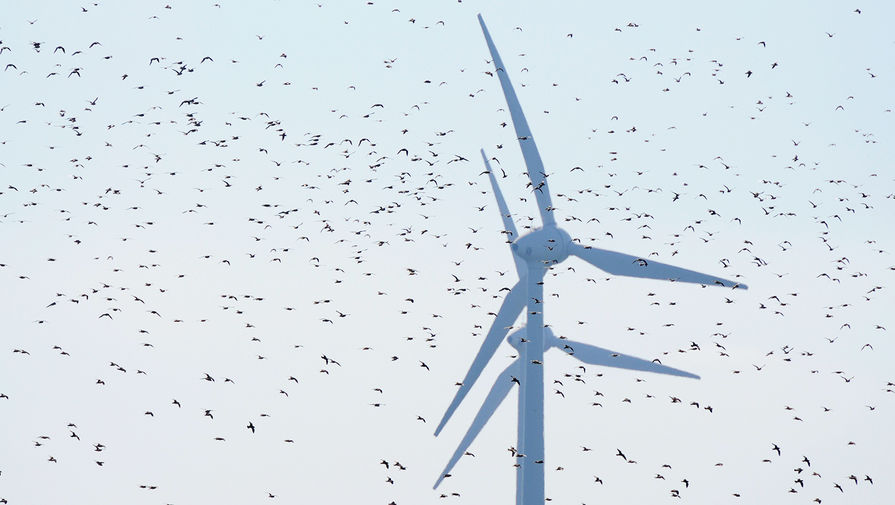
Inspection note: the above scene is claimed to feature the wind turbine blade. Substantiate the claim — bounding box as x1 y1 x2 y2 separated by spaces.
434 280 526 436
433 360 520 489
552 337 699 379
482 149 525 278
478 14 556 228
569 243 747 289
482 149 519 241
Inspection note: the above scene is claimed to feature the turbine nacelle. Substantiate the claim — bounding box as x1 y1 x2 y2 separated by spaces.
511 226 571 265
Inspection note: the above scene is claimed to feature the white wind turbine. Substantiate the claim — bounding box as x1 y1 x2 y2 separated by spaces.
433 15 747 505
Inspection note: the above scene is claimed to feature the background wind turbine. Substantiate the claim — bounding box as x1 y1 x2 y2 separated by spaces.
433 15 747 505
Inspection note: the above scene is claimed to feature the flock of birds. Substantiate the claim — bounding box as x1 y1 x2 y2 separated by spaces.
1 2 892 504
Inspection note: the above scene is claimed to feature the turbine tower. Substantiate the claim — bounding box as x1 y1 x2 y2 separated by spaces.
433 15 747 505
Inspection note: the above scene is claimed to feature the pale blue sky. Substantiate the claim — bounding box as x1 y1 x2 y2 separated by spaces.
1 1 893 504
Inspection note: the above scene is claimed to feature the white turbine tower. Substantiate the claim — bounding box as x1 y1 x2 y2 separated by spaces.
433 15 747 505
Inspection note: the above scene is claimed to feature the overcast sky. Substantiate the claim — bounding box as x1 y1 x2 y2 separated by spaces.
1 1 893 504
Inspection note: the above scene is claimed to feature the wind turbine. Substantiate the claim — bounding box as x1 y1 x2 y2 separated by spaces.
433 14 747 505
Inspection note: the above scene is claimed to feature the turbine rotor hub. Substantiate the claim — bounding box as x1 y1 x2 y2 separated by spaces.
511 227 571 265
507 328 555 351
